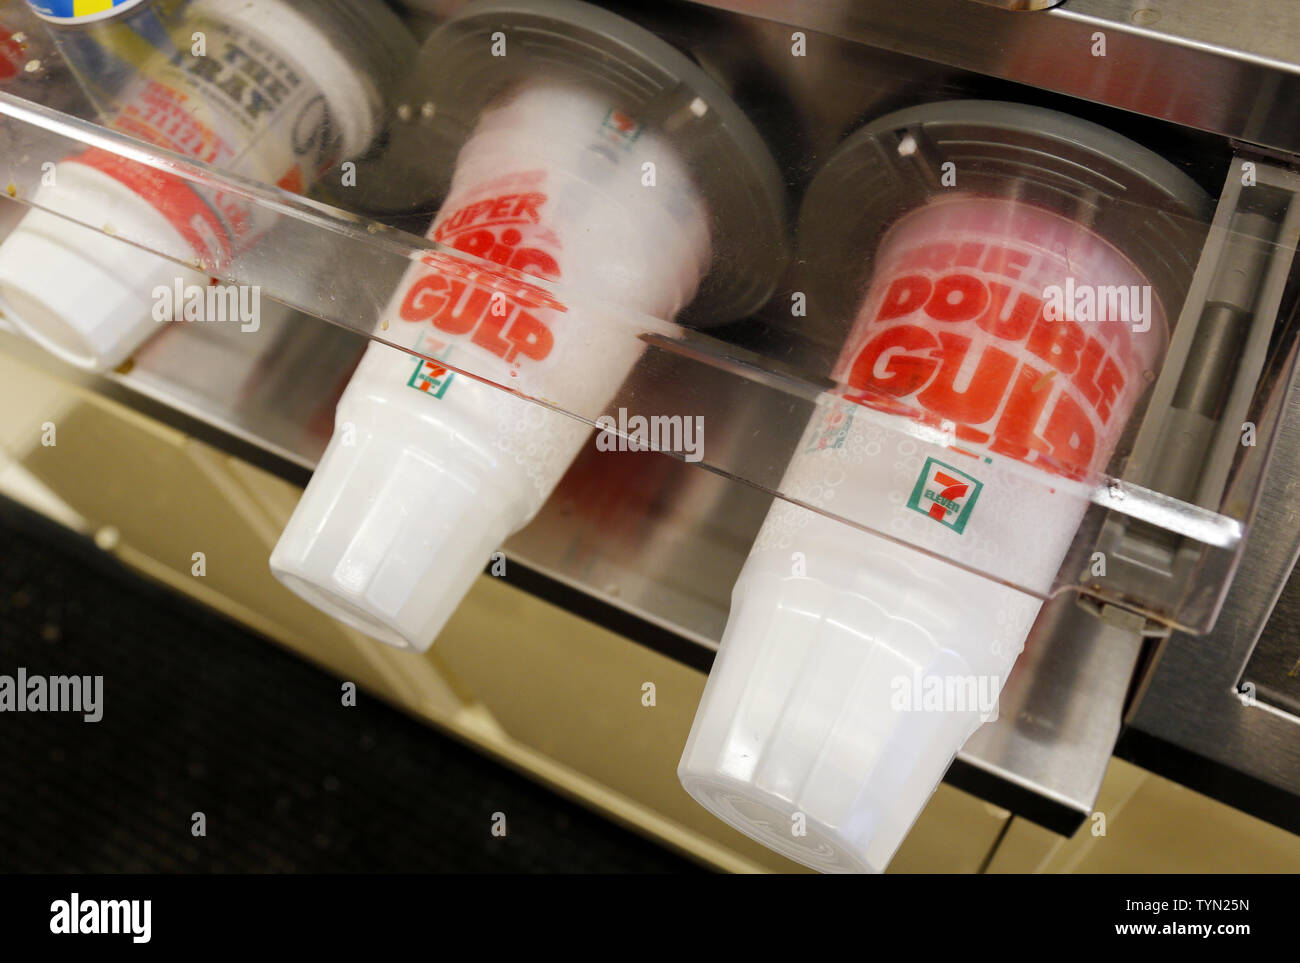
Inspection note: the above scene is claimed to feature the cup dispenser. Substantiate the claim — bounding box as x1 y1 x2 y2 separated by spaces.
1 0 1298 872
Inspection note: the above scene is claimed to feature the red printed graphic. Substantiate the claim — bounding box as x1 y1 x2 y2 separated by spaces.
416 361 447 384
60 22 336 272
399 184 566 365
67 148 234 263
0 28 23 82
432 191 544 242
607 110 637 134
840 230 1151 481
928 471 970 522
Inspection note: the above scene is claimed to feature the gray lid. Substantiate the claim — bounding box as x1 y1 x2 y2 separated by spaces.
363 0 789 325
798 99 1212 333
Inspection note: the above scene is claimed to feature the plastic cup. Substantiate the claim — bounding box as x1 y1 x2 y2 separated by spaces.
680 193 1168 873
269 78 712 650
0 0 401 370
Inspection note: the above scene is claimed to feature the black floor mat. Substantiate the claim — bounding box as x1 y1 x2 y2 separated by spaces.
0 496 701 873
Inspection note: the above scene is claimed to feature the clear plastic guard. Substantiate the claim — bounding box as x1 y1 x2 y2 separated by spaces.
1 0 1296 637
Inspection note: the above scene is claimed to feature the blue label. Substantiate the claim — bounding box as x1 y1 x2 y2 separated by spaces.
26 0 150 24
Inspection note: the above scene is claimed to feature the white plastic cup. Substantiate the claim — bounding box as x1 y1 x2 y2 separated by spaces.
269 79 712 650
680 195 1167 873
0 0 384 370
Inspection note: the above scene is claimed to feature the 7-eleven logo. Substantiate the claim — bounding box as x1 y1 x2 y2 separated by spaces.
599 107 643 149
906 457 983 533
406 352 455 399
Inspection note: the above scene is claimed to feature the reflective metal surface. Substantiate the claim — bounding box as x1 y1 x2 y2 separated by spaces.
966 0 1063 11
960 596 1141 833
1119 299 1300 836
1095 158 1300 630
682 0 1300 154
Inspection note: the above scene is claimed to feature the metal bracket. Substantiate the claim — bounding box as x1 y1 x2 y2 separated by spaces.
1090 157 1300 630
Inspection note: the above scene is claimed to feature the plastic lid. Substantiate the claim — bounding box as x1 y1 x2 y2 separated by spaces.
679 510 1041 873
0 204 203 370
798 99 1211 351
269 400 535 651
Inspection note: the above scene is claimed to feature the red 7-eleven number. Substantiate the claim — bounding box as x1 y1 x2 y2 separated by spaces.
929 471 969 522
